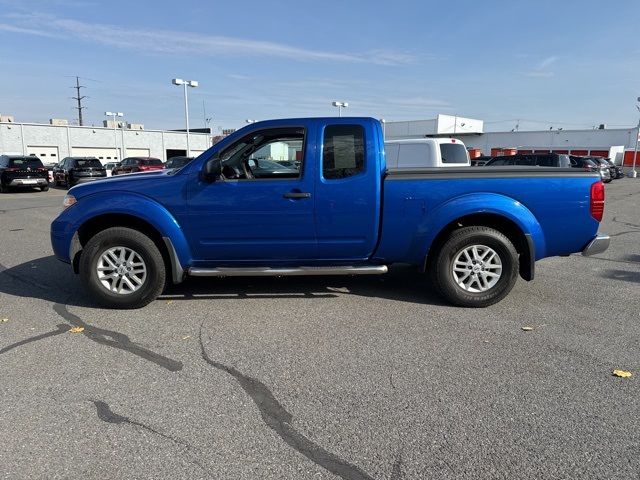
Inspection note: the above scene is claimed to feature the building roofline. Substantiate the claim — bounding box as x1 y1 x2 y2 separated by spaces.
0 121 210 136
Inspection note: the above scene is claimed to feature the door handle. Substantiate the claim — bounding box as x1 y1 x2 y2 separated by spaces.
283 191 311 199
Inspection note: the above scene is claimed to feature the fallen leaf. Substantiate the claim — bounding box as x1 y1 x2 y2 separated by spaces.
0 318 8 323
69 327 85 333
166 300 174 305
521 326 534 331
182 335 191 340
612 370 632 378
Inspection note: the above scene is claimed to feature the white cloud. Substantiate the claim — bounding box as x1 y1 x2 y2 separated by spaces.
0 13 417 66
522 55 558 78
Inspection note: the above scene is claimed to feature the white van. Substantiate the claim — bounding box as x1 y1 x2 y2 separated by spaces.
385 138 470 168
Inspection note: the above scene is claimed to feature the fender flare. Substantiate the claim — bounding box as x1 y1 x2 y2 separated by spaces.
69 191 191 281
420 193 547 277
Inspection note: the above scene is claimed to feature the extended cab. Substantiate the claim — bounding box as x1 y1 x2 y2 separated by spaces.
50 118 609 309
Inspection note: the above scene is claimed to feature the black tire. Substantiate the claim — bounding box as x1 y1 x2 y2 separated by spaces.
40 185 49 192
79 227 166 309
429 226 519 308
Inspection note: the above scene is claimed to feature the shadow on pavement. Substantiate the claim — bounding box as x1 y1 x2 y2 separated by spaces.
0 255 447 308
600 269 640 284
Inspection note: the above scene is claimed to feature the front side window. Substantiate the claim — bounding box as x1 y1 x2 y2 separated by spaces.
322 125 365 179
218 128 304 180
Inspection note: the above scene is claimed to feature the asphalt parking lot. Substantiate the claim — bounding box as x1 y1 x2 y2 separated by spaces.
1 181 639 480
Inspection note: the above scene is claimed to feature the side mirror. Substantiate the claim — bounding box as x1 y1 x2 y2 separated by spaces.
202 157 222 182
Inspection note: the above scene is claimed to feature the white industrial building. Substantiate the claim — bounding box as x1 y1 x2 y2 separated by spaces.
385 114 639 166
0 117 212 164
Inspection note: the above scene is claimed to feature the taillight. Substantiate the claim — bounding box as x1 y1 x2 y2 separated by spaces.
590 181 605 221
4 167 18 172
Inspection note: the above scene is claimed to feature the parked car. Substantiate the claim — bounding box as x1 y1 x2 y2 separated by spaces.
471 155 493 167
0 155 49 192
51 118 609 310
589 157 615 182
484 153 571 168
164 156 194 170
112 157 164 175
569 155 610 183
103 162 119 177
385 138 470 168
607 159 625 179
53 157 107 188
44 163 57 183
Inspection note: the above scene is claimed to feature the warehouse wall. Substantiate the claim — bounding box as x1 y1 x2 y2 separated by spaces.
0 122 211 162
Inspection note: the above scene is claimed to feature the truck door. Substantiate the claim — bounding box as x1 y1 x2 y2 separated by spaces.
185 126 317 263
315 122 381 260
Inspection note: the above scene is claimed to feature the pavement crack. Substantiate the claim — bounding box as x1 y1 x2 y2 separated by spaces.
53 303 183 372
198 325 374 480
0 324 71 355
390 450 405 480
91 400 213 476
611 216 640 230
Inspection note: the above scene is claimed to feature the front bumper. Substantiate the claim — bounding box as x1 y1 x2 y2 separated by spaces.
582 234 610 256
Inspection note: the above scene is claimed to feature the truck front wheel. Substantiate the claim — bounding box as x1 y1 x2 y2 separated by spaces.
79 227 166 309
430 226 519 308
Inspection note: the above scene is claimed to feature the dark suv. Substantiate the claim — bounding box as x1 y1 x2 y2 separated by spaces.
54 157 107 188
112 157 164 175
0 155 49 193
485 153 571 167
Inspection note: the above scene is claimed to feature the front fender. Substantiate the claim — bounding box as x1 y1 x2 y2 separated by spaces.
51 191 192 269
420 192 547 262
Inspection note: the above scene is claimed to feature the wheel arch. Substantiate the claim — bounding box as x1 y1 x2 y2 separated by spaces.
424 212 538 281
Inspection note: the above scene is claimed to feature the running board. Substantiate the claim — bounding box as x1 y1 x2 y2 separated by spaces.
188 265 388 277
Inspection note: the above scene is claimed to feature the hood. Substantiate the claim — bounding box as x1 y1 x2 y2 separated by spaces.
68 170 171 199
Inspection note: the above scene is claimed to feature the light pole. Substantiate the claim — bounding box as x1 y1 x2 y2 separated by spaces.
380 118 386 138
632 98 640 178
105 112 123 161
172 78 198 156
332 101 348 117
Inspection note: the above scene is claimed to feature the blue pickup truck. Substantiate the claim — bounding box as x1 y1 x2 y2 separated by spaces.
50 117 609 309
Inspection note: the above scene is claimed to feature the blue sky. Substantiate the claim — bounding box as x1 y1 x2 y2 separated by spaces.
1 0 639 132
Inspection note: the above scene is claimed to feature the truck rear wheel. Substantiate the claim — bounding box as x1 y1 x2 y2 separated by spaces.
430 226 519 308
79 227 166 309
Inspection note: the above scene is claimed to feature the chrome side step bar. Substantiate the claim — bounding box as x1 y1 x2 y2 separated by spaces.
188 265 388 277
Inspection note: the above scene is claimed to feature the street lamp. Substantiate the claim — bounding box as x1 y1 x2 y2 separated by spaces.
172 78 199 156
332 101 348 117
105 112 123 161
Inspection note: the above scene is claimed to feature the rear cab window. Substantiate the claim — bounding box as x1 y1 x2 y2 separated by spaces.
322 125 365 179
439 143 468 164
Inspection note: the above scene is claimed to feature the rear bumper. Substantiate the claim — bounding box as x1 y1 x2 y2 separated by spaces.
9 178 48 186
73 176 106 184
582 234 610 256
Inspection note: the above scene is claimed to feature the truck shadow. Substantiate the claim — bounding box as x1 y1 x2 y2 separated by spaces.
0 256 447 307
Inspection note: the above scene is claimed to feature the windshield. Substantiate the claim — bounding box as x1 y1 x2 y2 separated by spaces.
9 157 43 168
440 144 469 164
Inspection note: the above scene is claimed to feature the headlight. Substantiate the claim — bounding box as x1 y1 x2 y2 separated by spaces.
62 194 77 209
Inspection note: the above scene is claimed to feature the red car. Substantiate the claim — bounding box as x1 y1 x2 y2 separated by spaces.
112 157 165 175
